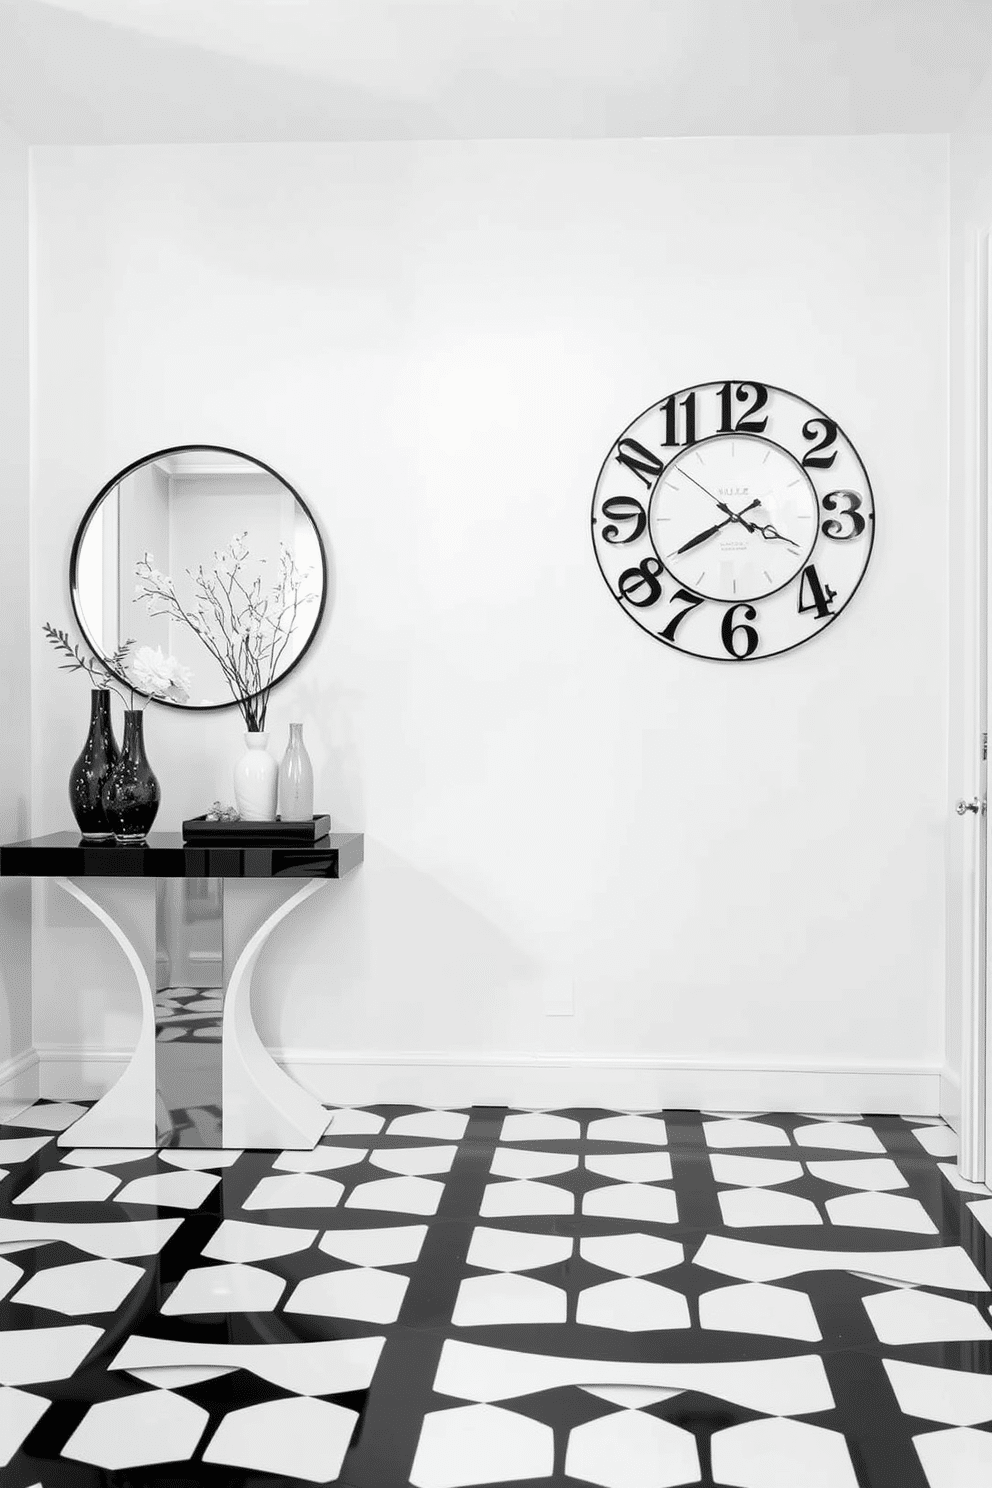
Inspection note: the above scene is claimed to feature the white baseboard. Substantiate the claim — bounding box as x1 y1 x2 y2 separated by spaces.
35 1045 942 1115
0 1047 39 1123
940 1067 961 1133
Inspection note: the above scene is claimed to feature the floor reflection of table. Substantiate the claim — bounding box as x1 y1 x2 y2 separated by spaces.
0 831 363 1150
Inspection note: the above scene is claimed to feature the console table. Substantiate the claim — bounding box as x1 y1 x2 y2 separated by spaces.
0 831 363 1151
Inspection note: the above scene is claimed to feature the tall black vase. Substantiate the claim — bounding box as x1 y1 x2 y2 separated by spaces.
69 688 119 841
101 709 160 844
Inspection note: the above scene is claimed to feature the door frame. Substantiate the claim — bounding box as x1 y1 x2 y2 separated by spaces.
984 235 992 1180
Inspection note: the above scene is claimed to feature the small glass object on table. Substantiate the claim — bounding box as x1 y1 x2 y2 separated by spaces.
279 723 314 821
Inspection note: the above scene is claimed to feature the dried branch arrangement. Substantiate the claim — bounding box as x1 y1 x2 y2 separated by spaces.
134 534 315 731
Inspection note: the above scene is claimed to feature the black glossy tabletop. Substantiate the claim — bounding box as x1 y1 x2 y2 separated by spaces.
0 831 364 879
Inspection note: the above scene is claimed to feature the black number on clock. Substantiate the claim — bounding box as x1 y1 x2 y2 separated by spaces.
801 417 838 470
797 565 837 619
658 391 698 448
618 555 664 608
721 602 759 659
614 437 665 489
718 381 768 434
599 496 647 544
659 588 704 641
821 490 866 540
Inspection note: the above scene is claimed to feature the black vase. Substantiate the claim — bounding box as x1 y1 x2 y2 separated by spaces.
101 709 160 844
69 688 119 840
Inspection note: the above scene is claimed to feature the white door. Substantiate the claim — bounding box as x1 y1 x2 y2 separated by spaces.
957 238 991 1184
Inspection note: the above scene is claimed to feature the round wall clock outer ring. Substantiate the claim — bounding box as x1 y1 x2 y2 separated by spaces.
589 379 876 662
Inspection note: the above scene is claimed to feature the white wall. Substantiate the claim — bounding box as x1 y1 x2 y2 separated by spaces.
30 137 949 1110
0 116 35 1112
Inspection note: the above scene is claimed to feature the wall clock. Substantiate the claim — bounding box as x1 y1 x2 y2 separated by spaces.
591 380 875 661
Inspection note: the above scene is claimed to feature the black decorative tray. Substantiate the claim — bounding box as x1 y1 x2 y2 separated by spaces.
182 814 331 843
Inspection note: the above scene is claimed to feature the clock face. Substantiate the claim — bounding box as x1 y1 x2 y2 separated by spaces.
591 381 875 661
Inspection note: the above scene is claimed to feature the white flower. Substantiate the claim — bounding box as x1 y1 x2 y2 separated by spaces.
128 645 193 702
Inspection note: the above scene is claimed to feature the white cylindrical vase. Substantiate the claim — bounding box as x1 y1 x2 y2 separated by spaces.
233 731 278 820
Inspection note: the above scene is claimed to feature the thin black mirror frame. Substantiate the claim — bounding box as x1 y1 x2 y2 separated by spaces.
68 443 329 713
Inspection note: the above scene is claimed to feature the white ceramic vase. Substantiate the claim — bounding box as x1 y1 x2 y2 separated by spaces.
233 731 278 820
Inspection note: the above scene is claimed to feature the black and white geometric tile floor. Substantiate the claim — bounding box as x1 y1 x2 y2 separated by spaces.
0 1102 990 1487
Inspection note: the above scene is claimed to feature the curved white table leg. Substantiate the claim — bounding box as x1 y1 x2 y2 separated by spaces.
54 877 159 1147
221 878 331 1149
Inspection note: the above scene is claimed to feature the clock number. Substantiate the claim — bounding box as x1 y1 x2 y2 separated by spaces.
801 417 838 470
599 495 647 544
618 556 664 608
615 437 665 490
718 381 768 434
658 391 698 448
821 489 866 540
659 588 704 642
797 564 837 620
721 602 759 659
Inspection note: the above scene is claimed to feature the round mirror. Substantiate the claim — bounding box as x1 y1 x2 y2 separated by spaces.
70 446 326 711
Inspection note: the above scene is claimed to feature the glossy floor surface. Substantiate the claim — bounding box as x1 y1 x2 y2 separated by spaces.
0 1103 990 1487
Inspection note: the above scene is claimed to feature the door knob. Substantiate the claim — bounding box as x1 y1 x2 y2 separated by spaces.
956 797 983 815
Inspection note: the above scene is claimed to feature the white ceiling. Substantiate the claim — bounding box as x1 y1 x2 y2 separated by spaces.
0 0 990 144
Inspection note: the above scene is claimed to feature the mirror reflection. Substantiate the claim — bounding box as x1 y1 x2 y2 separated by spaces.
71 447 325 710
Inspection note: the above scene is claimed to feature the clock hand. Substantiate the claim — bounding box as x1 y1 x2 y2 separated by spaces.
753 522 800 551
674 517 733 554
733 497 761 520
673 499 762 555
675 466 741 514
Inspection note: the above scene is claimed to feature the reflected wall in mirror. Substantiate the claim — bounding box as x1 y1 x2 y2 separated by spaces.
70 446 326 711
